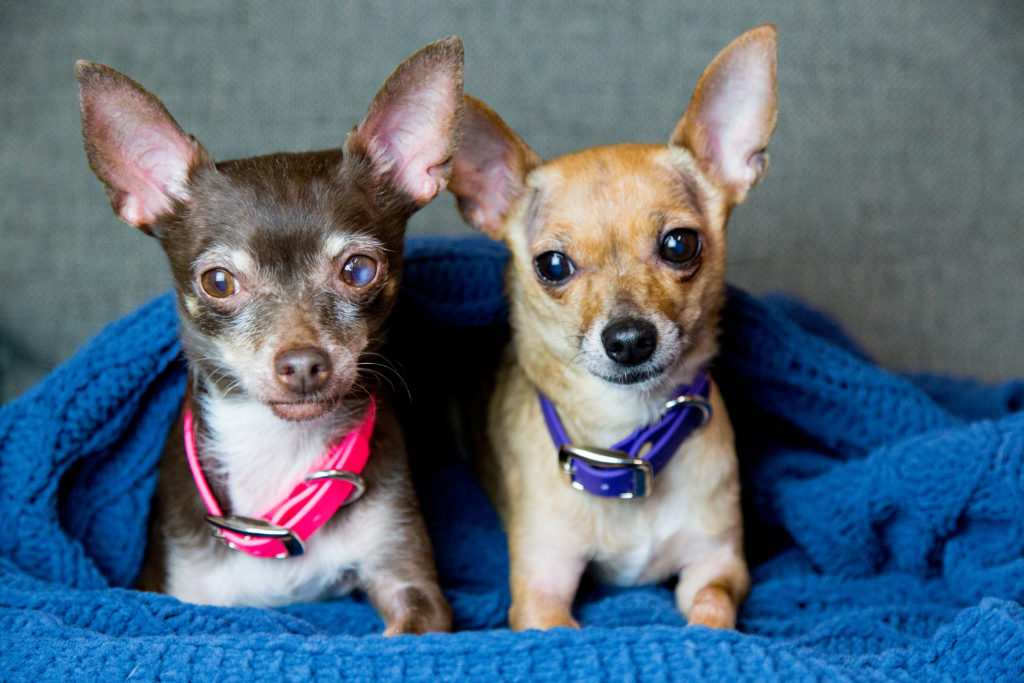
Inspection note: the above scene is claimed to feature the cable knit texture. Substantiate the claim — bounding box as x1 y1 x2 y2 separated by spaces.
2 237 1022 680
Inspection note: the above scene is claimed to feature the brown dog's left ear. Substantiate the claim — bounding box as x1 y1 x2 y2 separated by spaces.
671 25 778 204
346 36 465 208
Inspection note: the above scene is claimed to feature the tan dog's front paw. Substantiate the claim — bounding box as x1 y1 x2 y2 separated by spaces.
687 585 737 629
508 602 580 631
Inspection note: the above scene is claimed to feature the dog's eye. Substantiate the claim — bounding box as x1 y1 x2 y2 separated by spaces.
660 228 702 265
341 254 378 288
200 268 237 298
534 251 575 284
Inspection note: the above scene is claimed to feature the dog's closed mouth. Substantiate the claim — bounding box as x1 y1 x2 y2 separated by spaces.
599 362 671 386
269 399 337 421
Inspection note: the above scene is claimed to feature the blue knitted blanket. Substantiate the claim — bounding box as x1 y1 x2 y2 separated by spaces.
2 238 1022 680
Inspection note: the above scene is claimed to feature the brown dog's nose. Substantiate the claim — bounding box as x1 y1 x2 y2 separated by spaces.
601 318 657 367
274 347 331 394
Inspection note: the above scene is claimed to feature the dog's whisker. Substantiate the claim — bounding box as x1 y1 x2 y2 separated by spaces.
357 356 411 401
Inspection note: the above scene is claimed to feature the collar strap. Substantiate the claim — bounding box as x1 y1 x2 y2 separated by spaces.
183 399 376 559
539 372 712 500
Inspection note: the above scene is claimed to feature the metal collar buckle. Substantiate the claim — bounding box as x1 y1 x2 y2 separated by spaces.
205 514 306 559
558 444 654 500
204 470 366 559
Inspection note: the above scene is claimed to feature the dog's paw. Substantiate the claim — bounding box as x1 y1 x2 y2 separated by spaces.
381 586 453 636
508 603 580 631
686 585 737 630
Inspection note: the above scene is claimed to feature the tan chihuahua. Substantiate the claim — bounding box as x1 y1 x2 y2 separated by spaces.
448 26 777 630
77 38 464 635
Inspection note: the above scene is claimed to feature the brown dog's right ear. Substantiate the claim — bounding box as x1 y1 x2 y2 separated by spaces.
448 95 539 240
76 61 211 234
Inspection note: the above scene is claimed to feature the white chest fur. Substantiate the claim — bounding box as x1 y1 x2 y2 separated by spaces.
164 398 380 607
200 398 345 515
586 429 739 586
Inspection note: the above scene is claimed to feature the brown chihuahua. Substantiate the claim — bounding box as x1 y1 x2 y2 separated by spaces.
448 26 777 630
77 38 464 635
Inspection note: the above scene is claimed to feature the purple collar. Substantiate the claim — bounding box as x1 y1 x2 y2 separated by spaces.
539 371 712 499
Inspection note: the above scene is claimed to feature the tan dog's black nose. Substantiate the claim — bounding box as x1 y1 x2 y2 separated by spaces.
274 347 331 394
601 318 657 367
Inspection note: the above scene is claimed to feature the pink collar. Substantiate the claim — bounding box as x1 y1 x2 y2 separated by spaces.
183 399 376 559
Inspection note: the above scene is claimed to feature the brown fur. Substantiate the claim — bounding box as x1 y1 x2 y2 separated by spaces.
449 26 778 630
78 38 464 635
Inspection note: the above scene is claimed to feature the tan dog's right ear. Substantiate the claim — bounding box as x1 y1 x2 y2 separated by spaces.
671 25 778 205
448 95 539 240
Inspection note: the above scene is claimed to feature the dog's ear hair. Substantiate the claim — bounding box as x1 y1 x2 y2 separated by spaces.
346 36 465 208
76 61 211 234
448 95 539 239
671 24 778 204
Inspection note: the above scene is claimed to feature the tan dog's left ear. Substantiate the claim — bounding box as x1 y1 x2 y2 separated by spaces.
671 24 778 204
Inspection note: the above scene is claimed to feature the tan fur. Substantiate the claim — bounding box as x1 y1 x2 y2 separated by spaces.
450 25 778 631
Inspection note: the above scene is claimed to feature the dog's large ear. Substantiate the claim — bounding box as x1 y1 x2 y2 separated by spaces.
346 36 465 208
76 61 211 234
448 95 539 240
671 25 778 204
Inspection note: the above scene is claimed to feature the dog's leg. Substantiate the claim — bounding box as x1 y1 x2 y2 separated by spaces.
674 543 749 629
367 577 452 636
362 530 452 636
507 541 587 631
358 411 453 636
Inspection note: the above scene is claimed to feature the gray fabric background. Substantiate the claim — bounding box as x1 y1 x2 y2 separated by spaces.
1 1 1021 403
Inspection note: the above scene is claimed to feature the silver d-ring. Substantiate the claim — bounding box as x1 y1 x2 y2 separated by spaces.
304 469 367 506
662 394 712 427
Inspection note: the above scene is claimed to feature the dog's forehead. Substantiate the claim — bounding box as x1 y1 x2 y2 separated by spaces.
525 144 705 249
187 151 394 264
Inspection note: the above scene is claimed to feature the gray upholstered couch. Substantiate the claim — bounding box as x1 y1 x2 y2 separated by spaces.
1 1 1021 403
